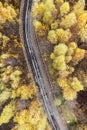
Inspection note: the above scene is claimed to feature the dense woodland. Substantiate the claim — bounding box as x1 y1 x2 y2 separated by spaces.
0 0 52 130
32 0 87 129
0 0 87 129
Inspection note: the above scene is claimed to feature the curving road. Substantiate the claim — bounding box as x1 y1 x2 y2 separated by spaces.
24 0 69 130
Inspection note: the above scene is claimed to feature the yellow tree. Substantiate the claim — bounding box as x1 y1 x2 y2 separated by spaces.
13 100 50 130
0 2 17 26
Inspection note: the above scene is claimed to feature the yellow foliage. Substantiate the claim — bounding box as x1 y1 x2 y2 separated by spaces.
65 56 72 63
0 2 17 25
68 42 77 50
50 41 85 81
63 87 77 101
0 53 18 61
1 66 13 83
0 81 5 91
0 33 10 48
48 28 71 44
56 29 64 42
13 100 48 130
12 83 37 99
0 89 11 104
32 2 44 18
67 42 77 56
50 44 68 71
53 43 68 56
66 42 85 64
53 55 66 71
73 0 85 16
71 77 84 91
33 0 57 27
72 48 85 63
76 70 87 88
60 13 77 29
0 53 22 89
50 53 55 59
12 124 32 130
47 30 58 44
10 69 22 88
60 2 70 16
0 1 52 129
32 0 87 58
43 0 57 25
78 24 87 42
33 20 48 37
0 101 15 125
77 12 87 29
2 35 10 46
51 20 59 30
57 77 84 100
56 29 71 43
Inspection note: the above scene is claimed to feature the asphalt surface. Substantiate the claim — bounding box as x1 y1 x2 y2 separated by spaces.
24 0 69 130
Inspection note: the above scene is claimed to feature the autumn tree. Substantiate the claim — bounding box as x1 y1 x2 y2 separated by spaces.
32 0 87 101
